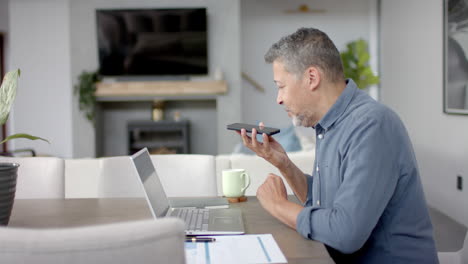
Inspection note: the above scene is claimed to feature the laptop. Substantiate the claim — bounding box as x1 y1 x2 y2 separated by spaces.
130 148 245 235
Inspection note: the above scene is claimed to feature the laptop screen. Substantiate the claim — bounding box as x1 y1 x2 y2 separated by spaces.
131 148 170 218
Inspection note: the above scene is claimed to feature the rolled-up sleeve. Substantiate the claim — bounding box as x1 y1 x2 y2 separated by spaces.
296 173 314 238
297 205 317 239
303 173 314 206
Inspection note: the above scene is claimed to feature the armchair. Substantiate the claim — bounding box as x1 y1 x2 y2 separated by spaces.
438 232 468 264
0 218 186 264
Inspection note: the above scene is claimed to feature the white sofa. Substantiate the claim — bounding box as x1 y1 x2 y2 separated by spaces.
64 124 317 198
65 151 315 198
0 157 65 199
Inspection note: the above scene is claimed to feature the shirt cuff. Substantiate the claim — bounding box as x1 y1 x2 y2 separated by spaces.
297 206 314 239
296 174 314 239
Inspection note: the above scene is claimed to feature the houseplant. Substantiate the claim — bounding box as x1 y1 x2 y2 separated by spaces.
74 70 101 124
0 69 48 225
340 39 380 90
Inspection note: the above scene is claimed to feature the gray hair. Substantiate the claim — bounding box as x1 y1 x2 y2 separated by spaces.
264 27 344 83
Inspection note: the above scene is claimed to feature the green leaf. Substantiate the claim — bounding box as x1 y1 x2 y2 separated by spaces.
0 69 20 125
362 67 373 76
357 52 370 67
0 133 50 145
340 39 379 89
0 70 50 145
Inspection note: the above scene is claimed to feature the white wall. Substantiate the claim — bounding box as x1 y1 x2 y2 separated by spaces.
241 0 375 128
70 0 241 157
8 0 73 158
380 0 468 226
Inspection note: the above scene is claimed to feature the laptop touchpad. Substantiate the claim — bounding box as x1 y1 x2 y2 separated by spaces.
213 217 238 225
209 208 244 232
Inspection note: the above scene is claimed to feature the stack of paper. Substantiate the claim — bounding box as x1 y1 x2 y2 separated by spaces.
185 234 287 264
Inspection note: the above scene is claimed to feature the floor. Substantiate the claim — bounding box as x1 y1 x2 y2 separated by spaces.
430 207 467 252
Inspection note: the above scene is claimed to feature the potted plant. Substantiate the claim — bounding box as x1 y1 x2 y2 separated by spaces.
340 39 380 90
74 70 101 124
0 69 48 225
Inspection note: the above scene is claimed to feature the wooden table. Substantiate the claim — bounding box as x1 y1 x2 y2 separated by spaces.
9 196 333 264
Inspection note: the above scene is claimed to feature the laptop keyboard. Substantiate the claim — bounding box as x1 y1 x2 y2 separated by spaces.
170 208 210 231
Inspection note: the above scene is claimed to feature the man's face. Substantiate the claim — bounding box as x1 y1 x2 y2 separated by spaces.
273 61 316 127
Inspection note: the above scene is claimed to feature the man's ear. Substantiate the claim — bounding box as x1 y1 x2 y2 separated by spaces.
306 67 321 91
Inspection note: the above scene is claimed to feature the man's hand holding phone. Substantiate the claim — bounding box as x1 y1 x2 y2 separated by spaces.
228 122 307 218
228 122 288 169
226 123 280 136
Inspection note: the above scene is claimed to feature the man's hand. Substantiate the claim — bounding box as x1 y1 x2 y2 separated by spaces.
232 122 309 202
237 122 289 169
257 173 303 230
257 173 288 211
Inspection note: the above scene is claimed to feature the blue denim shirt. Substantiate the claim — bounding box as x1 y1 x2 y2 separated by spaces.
296 79 438 263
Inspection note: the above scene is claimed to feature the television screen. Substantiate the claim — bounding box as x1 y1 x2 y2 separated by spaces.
96 8 208 76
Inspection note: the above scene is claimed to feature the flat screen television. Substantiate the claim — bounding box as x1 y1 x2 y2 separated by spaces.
96 8 208 76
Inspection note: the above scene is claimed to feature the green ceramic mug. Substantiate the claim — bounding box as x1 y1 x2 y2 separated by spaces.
222 169 251 198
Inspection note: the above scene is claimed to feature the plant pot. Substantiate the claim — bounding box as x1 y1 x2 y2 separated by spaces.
0 163 19 225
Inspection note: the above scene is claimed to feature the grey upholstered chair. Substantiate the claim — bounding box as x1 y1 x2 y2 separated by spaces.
438 231 468 264
0 218 186 264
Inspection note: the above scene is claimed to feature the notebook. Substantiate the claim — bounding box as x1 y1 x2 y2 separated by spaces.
131 148 245 235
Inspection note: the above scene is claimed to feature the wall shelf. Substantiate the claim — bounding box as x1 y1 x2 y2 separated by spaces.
95 80 227 102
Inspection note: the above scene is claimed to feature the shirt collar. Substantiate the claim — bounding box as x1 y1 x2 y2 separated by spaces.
316 79 357 131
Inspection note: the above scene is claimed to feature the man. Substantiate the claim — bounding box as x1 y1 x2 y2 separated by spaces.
237 28 438 263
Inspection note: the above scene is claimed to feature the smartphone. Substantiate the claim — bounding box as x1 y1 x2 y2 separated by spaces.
227 123 280 136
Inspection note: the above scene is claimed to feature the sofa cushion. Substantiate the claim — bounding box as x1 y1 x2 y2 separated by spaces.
0 157 65 199
65 158 101 198
151 154 218 197
98 156 143 198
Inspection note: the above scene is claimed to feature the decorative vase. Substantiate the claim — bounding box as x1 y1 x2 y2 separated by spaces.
0 163 19 225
